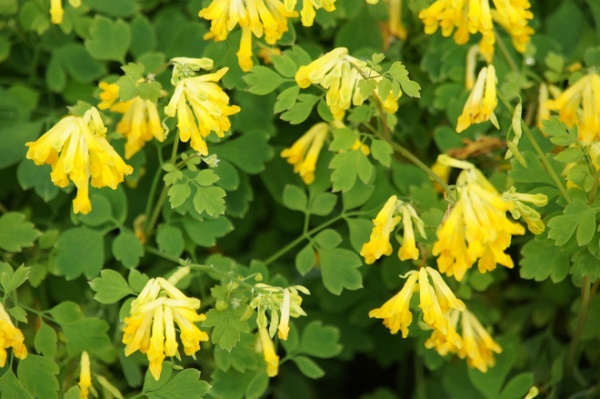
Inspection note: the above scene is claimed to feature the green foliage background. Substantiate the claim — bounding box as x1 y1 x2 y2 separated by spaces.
1 0 600 398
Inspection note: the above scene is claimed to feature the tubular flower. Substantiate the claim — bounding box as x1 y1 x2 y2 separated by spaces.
25 106 133 214
456 65 498 133
281 122 329 184
545 71 600 143
0 302 27 367
78 351 92 399
50 0 81 25
502 187 548 235
432 156 526 281
122 278 209 380
458 310 502 372
419 0 533 62
360 196 427 264
295 47 402 119
366 0 407 41
199 0 297 71
98 82 165 159
165 59 241 155
284 0 336 26
370 267 464 342
258 327 280 377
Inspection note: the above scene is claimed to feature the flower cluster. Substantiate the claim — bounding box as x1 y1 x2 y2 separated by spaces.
284 0 336 26
295 47 401 120
26 106 133 214
360 195 426 264
457 65 498 133
122 277 209 380
419 0 534 62
98 82 165 159
545 71 600 143
0 302 28 367
165 58 240 156
281 122 330 184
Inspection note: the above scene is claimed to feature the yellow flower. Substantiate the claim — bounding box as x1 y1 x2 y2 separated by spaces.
545 72 600 143
360 196 426 264
165 64 241 155
370 267 464 342
458 310 502 372
98 82 165 159
199 0 297 71
257 45 282 65
432 156 525 281
25 106 133 214
431 159 451 193
419 0 533 62
0 303 27 367
283 0 336 26
456 65 498 133
502 187 548 235
50 0 80 25
78 351 92 399
295 47 402 119
368 0 407 41
258 327 280 377
122 278 209 380
281 122 329 184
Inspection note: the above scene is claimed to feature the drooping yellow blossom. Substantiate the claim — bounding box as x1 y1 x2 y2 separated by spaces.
258 327 280 377
366 0 407 41
165 58 241 155
360 196 426 264
0 302 27 367
502 187 548 235
199 0 297 71
250 284 309 340
425 308 502 372
50 0 81 25
295 47 402 119
122 278 209 380
78 351 92 399
369 267 464 342
456 65 498 133
283 0 336 26
25 106 133 214
281 122 329 184
419 0 533 62
98 82 165 159
432 156 525 281
545 71 600 143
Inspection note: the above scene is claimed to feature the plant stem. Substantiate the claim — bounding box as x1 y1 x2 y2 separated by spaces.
567 276 593 369
497 92 572 203
494 30 519 74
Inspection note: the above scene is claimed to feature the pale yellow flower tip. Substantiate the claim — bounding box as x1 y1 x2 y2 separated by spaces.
0 303 28 367
50 0 64 24
360 195 400 264
459 310 502 373
456 65 498 133
281 122 329 184
258 327 280 377
369 271 419 337
78 351 92 399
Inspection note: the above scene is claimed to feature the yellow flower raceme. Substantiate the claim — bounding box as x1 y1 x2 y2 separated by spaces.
199 0 297 71
78 351 91 399
295 47 401 119
258 327 280 377
165 64 240 155
0 302 27 367
369 267 464 343
122 278 209 380
432 156 525 281
456 65 498 133
545 72 600 143
98 82 165 159
25 106 133 214
250 284 309 340
281 122 329 184
419 0 533 62
360 196 426 264
50 0 81 25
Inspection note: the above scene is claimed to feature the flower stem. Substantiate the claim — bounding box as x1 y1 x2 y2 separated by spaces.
567 276 595 369
494 30 519 74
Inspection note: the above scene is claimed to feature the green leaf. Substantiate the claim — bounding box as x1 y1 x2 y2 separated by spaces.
329 128 358 152
130 15 156 58
274 86 300 113
1 264 30 294
292 356 325 379
319 248 363 295
55 228 105 280
90 269 134 304
296 244 316 276
214 333 261 372
520 236 570 283
49 301 84 324
1 122 42 170
168 183 192 208
17 355 59 399
0 212 40 252
0 370 33 399
271 54 297 78
547 200 598 246
309 192 337 216
553 147 583 163
314 229 342 249
34 321 58 359
112 230 144 269
203 308 249 351
542 117 577 146
210 369 259 399
182 217 233 247
146 369 210 399
498 373 534 399
193 186 227 217
84 16 131 62
61 318 115 362
370 139 393 167
156 225 185 257
17 159 59 202
214 132 273 174
281 94 320 125
298 321 342 358
55 44 107 83
330 150 373 192
571 249 600 281
87 0 139 16
78 195 114 227
245 373 269 399
468 339 516 399
243 66 286 95
283 185 308 212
